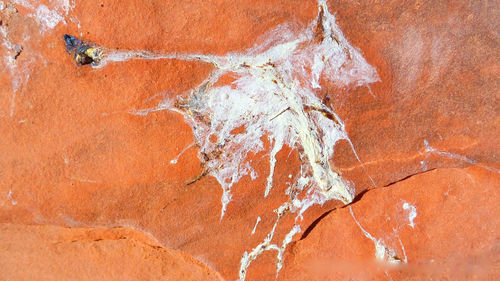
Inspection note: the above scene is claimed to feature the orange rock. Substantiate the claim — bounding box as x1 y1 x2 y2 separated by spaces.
0 0 498 280
280 166 500 281
0 224 224 281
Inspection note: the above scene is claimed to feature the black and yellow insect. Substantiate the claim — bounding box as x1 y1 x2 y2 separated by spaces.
63 34 103 66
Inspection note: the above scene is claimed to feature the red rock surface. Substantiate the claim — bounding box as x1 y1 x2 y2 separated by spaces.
0 0 498 280
0 224 224 281
280 166 500 281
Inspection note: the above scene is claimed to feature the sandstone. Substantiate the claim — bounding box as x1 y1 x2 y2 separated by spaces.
0 0 498 280
280 166 500 281
0 224 224 281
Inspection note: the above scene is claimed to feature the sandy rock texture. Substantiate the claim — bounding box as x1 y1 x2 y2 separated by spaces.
0 0 498 280
281 166 500 281
0 224 224 281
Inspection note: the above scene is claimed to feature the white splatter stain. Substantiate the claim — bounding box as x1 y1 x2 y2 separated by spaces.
402 201 417 229
275 224 301 278
177 0 377 219
238 203 288 281
34 4 65 32
81 0 378 278
396 234 408 263
424 139 500 173
14 0 74 33
104 0 378 220
169 143 194 164
0 23 33 115
129 97 174 116
251 216 261 235
349 206 401 264
1 25 19 86
12 0 35 9
2 0 73 115
7 189 17 205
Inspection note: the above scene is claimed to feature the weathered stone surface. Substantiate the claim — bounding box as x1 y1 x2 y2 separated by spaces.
0 224 224 281
280 166 500 281
328 0 500 189
0 0 498 280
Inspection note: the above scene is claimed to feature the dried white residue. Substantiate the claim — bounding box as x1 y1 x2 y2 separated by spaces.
14 0 74 33
396 234 408 264
424 139 500 174
349 206 403 265
129 97 174 116
251 216 261 235
275 224 301 278
0 19 34 116
7 189 17 205
90 0 378 279
34 4 64 31
178 0 377 219
402 201 417 229
2 0 72 115
1 24 19 88
170 142 194 164
11 0 34 9
238 204 289 281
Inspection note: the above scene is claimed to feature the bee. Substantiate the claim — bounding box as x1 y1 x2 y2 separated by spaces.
63 34 103 66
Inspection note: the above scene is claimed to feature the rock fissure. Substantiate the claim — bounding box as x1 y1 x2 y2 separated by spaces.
383 168 437 188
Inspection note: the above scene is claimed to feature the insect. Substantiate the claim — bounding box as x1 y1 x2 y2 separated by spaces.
63 34 103 66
